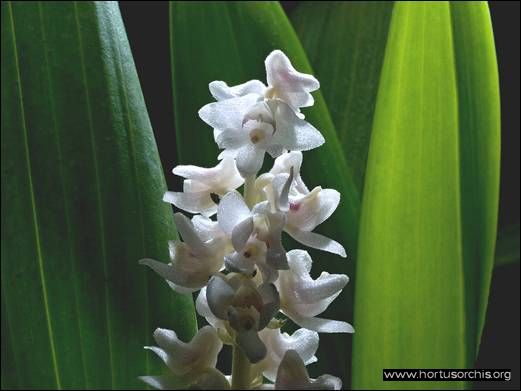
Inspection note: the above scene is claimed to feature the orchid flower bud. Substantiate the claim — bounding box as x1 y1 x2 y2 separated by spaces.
163 157 244 217
205 274 280 363
276 250 354 333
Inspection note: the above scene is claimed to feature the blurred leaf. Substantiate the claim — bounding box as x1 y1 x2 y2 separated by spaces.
169 0 359 380
1 2 196 389
352 2 500 389
495 224 520 267
291 1 394 192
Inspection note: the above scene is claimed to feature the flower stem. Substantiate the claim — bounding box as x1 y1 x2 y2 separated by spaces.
243 175 256 208
231 345 251 389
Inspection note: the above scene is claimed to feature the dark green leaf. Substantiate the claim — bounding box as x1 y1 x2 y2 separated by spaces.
1 2 196 388
291 1 394 192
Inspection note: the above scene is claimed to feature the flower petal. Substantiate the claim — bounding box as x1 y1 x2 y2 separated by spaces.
298 272 349 304
215 129 247 150
191 215 225 241
195 287 223 329
163 191 216 217
274 350 342 390
191 368 231 390
270 151 303 176
287 314 354 334
232 216 254 251
236 144 266 177
257 283 280 330
258 328 319 382
277 250 351 328
228 307 267 364
218 190 251 235
146 326 223 376
286 228 346 258
269 100 324 152
209 80 266 101
199 93 260 132
224 251 256 275
173 157 244 192
139 258 200 292
265 50 319 110
288 188 340 232
166 280 198 295
271 170 293 212
138 375 183 390
173 213 210 256
206 274 237 320
274 350 310 389
237 329 267 364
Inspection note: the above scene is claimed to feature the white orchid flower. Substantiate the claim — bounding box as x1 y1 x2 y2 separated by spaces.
218 190 289 277
205 273 280 363
139 326 229 390
199 96 324 176
140 213 226 293
260 152 347 258
163 157 244 217
285 186 346 258
209 50 319 116
265 50 320 114
276 250 354 333
274 350 342 390
255 327 319 382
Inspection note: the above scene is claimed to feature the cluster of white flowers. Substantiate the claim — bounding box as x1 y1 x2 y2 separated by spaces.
140 50 353 390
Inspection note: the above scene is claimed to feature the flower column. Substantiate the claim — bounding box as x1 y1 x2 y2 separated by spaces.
139 50 354 390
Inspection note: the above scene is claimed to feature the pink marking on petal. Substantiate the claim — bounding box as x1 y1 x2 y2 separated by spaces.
290 202 300 211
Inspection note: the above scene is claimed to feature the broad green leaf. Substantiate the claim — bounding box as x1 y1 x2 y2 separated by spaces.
291 1 394 192
1 2 196 389
352 2 498 388
450 1 500 355
169 1 359 379
495 224 520 267
292 1 499 387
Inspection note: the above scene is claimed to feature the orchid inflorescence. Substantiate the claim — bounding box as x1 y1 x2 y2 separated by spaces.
139 50 353 390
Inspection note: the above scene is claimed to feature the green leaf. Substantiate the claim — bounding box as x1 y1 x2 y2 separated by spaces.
450 1 501 355
495 224 520 267
1 2 196 389
352 2 500 389
291 1 394 192
169 0 359 379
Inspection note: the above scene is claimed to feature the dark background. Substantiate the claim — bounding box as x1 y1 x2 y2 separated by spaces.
119 1 520 389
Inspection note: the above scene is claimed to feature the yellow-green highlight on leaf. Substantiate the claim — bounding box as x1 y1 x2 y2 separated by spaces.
169 1 359 380
353 3 467 389
1 2 196 388
291 1 394 192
